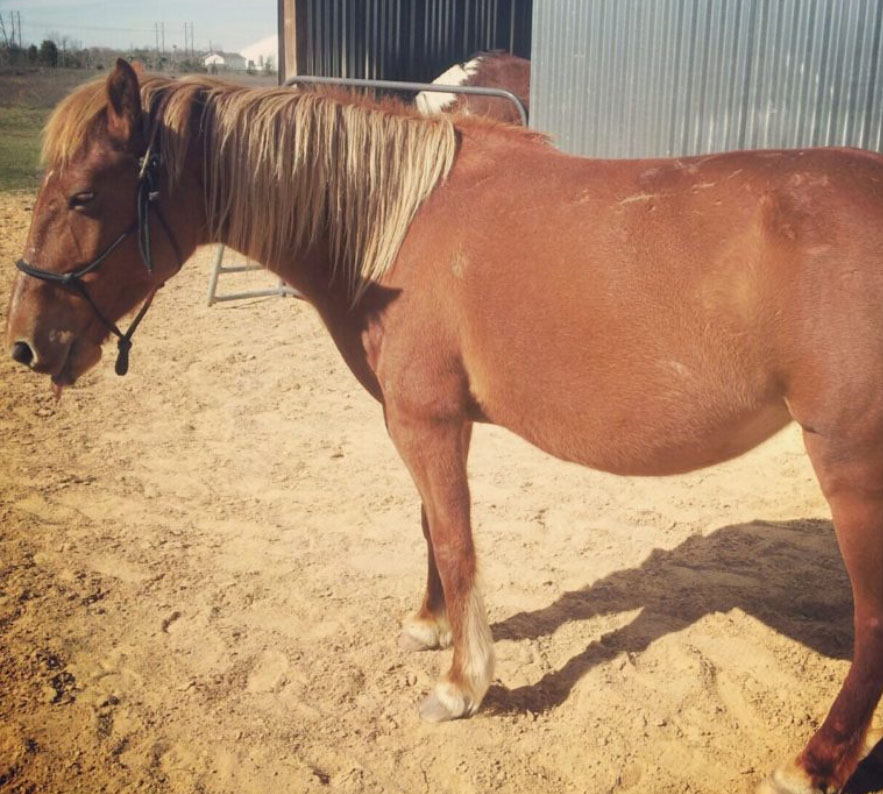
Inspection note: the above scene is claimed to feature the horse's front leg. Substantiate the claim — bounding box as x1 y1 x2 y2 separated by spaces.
387 410 493 721
399 503 452 651
761 433 883 793
400 425 473 652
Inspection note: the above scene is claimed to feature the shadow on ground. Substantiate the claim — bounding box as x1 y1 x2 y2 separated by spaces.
484 518 881 791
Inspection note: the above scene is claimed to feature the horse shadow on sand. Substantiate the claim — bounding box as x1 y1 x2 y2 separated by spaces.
484 517 883 793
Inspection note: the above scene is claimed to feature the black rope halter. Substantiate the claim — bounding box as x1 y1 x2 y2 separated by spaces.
15 128 183 376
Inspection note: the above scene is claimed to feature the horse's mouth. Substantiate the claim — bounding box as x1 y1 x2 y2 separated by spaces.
48 337 101 391
51 363 74 387
48 342 76 393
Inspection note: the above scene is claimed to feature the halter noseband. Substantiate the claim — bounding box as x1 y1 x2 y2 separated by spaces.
15 147 183 376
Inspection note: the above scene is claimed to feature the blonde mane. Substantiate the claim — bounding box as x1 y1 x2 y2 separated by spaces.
43 74 458 302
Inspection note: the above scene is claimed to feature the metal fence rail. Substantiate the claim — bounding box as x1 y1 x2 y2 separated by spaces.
285 73 528 124
205 246 299 306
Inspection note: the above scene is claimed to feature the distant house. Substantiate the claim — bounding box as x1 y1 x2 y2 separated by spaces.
204 51 247 71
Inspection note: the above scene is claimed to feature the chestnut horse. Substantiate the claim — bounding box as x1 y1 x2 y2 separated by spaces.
6 60 883 793
416 52 530 124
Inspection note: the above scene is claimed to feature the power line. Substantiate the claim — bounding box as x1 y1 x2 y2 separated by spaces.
20 20 155 35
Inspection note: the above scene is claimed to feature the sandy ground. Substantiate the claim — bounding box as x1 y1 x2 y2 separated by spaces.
1 189 882 794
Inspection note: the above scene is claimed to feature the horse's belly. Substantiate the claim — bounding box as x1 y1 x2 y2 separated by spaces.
473 378 792 477
575 403 789 476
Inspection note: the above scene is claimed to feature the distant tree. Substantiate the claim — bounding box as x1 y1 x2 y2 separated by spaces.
27 44 37 64
178 57 207 73
39 39 58 67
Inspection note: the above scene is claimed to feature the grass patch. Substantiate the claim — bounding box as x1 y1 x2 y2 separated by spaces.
0 68 100 191
0 67 278 191
0 105 45 191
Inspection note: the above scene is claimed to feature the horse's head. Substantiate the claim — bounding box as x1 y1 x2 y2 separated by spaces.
6 59 183 388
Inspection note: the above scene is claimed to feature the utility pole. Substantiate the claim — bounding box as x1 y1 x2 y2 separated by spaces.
190 23 195 56
161 21 165 58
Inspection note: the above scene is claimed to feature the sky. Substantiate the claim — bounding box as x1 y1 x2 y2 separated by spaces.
3 0 276 54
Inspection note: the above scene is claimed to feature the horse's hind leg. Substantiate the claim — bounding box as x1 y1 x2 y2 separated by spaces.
761 432 883 793
386 412 493 721
399 504 452 651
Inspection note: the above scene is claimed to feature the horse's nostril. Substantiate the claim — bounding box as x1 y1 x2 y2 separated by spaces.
11 341 34 367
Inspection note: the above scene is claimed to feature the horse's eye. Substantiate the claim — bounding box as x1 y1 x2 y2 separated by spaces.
68 191 96 209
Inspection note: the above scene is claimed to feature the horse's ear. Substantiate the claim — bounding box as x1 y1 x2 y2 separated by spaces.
106 58 142 147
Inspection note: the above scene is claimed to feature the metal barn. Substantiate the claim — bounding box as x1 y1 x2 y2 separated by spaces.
531 0 883 157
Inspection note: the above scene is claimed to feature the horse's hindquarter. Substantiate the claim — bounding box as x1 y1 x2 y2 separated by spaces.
394 141 883 476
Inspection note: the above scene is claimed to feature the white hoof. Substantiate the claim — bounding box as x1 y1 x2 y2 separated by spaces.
399 615 451 651
419 681 473 723
756 760 821 794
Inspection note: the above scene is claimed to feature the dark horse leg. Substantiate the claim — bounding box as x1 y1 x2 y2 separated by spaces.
398 503 452 651
762 431 883 793
387 411 493 721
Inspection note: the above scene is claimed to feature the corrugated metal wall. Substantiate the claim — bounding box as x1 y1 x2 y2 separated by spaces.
531 0 883 157
293 0 532 84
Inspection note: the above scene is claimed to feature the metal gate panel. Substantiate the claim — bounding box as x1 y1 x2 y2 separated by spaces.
531 0 883 157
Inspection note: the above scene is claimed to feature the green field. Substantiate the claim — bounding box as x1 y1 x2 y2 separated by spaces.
0 68 99 191
0 67 278 191
0 104 48 190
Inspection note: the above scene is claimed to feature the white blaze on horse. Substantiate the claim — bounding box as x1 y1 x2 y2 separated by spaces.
7 60 883 794
416 52 529 124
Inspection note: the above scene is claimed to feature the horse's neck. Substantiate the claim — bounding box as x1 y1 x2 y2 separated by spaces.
267 232 385 401
194 135 327 291
193 91 455 308
265 234 338 305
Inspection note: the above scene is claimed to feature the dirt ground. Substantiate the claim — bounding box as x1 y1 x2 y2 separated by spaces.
1 188 882 794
